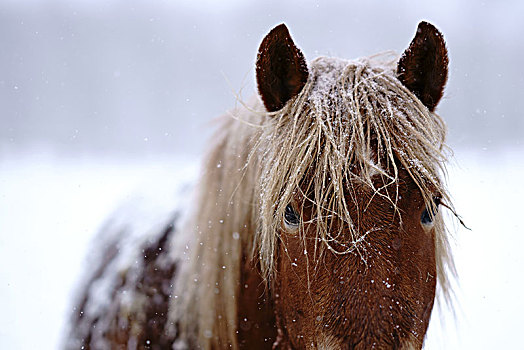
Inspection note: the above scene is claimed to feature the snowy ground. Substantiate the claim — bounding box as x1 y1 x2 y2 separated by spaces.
425 149 524 349
0 149 522 349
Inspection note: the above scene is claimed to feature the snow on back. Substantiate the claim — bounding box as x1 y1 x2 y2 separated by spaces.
63 166 198 348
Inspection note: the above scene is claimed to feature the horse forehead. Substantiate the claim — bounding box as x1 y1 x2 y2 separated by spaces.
308 57 350 99
310 57 350 86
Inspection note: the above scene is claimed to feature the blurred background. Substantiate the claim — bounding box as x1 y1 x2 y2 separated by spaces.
0 0 522 349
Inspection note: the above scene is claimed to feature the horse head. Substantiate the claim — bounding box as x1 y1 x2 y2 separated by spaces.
254 22 452 349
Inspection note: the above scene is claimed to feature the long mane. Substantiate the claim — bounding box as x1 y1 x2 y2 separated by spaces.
170 55 455 349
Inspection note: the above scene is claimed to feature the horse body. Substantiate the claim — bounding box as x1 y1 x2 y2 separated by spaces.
67 22 454 349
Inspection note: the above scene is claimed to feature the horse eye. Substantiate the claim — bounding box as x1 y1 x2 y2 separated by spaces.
284 204 300 228
421 197 441 225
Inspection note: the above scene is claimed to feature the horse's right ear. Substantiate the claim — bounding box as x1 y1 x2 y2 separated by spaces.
256 24 309 112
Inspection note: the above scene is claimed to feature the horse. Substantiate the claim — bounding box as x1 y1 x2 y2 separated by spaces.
65 21 455 349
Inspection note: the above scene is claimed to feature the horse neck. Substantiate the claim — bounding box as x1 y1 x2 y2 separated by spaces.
178 106 276 348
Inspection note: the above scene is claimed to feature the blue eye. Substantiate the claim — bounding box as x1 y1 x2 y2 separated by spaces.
421 197 441 225
284 204 300 227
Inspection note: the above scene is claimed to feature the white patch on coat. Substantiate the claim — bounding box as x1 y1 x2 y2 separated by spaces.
316 334 342 350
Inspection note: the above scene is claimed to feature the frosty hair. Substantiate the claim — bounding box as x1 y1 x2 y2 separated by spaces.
170 55 455 349
256 56 453 295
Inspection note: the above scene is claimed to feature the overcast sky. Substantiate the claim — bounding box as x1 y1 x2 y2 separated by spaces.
1 0 522 156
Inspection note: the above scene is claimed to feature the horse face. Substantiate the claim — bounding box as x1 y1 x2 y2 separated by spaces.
274 169 439 349
256 22 449 349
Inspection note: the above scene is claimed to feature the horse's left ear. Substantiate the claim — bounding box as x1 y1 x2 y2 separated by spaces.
256 24 309 112
397 21 448 111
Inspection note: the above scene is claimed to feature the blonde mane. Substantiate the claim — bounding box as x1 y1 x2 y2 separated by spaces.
170 55 455 349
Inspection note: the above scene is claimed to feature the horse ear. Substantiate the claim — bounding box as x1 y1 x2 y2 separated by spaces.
397 21 449 111
256 24 309 112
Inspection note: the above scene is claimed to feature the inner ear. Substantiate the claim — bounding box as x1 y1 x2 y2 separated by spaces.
397 21 448 111
256 24 309 112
